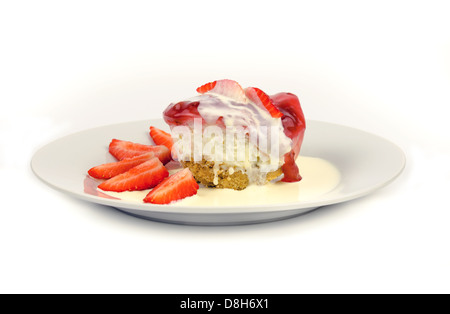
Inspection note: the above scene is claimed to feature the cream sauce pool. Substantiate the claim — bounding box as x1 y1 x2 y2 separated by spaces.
101 156 340 206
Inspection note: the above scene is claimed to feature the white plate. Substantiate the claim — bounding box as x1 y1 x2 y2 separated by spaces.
31 119 405 225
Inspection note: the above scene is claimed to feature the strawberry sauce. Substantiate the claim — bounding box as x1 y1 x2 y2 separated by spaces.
270 93 306 182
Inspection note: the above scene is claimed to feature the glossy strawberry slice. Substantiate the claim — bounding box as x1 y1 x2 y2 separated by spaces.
143 168 199 204
109 139 171 164
149 126 173 151
245 87 283 118
88 152 156 179
196 81 217 94
98 157 169 192
196 79 247 102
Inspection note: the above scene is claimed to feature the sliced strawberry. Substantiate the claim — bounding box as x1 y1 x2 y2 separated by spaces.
196 79 247 102
143 168 199 204
196 81 217 94
149 126 174 151
109 139 171 164
98 157 169 192
88 152 156 179
245 87 283 118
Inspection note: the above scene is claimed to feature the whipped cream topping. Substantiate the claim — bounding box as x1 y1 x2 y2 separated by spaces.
170 92 293 185
192 92 291 158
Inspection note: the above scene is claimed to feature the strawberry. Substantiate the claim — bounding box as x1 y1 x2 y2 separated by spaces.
149 126 173 151
98 157 169 192
143 168 199 204
196 81 217 94
245 87 283 118
271 92 306 159
109 139 171 164
196 79 247 103
88 152 156 179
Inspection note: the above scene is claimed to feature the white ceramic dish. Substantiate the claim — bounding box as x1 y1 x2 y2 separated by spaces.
31 119 405 225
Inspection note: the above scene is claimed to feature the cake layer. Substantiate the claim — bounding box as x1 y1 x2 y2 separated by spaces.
183 160 283 191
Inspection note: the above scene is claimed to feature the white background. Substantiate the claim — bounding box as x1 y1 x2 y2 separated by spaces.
1 0 449 293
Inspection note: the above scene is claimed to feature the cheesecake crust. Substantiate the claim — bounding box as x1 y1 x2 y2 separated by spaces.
182 160 283 190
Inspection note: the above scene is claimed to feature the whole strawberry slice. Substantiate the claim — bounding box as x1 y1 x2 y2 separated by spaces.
109 139 171 164
196 79 247 103
98 157 169 192
88 152 156 179
149 126 174 151
143 168 199 204
245 87 283 118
